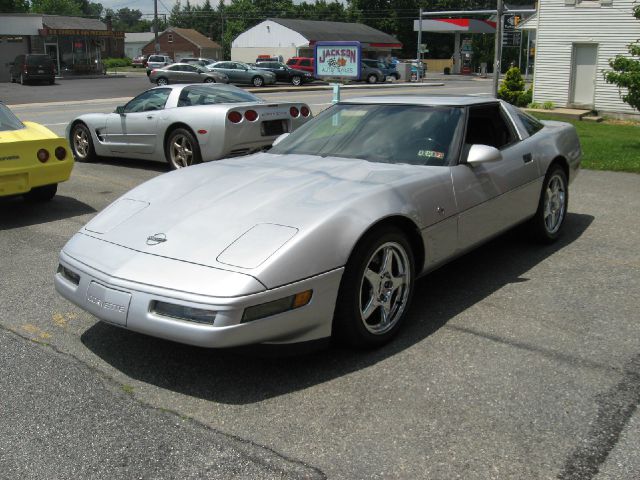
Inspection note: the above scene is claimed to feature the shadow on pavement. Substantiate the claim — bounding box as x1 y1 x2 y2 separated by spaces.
91 156 169 173
0 195 96 230
81 212 594 405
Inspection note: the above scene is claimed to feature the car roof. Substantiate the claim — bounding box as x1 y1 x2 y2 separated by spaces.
344 95 501 107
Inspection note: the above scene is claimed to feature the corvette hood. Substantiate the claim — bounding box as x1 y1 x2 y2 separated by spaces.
81 153 437 273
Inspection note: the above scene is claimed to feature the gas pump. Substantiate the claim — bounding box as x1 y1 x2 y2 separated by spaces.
461 38 473 74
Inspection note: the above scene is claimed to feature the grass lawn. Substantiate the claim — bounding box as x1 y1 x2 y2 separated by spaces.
531 113 640 174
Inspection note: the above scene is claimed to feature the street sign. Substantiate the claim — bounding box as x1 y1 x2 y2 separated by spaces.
314 41 362 79
502 30 522 47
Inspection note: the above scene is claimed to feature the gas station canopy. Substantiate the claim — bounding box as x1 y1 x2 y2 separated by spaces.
413 19 496 33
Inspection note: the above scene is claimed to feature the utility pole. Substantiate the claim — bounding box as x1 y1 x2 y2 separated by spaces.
492 0 504 97
154 0 160 54
416 8 423 81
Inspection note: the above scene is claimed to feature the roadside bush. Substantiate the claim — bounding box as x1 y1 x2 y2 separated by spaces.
498 67 531 107
103 57 132 69
528 101 541 109
444 67 451 75
543 101 555 110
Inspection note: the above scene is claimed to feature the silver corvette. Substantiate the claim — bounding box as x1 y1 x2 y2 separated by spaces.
67 84 312 169
55 96 581 349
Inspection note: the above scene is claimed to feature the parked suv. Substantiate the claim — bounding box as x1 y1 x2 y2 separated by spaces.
252 61 313 86
10 54 56 85
286 57 314 74
362 59 399 80
146 55 173 75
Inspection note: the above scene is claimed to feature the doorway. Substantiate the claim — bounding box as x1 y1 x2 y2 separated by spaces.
570 43 598 108
45 43 60 76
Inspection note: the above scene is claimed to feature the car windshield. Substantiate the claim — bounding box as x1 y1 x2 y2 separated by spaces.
177 85 262 106
0 104 25 131
270 103 464 166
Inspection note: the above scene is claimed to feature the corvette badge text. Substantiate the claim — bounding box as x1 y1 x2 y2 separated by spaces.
87 295 126 314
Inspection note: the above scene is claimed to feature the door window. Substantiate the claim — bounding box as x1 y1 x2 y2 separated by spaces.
124 88 171 113
300 59 311 67
464 104 518 151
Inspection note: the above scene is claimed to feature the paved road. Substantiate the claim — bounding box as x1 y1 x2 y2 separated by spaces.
1 143 639 478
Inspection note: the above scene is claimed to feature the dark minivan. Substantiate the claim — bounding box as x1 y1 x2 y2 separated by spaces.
10 54 56 85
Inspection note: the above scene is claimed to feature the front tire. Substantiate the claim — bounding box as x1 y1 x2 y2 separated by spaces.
333 227 415 348
291 75 302 86
24 184 57 202
204 77 215 83
528 164 568 243
156 77 168 86
252 76 264 87
165 128 202 170
367 74 377 84
70 122 96 162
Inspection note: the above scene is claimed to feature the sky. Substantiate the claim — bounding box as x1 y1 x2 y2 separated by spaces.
99 0 312 15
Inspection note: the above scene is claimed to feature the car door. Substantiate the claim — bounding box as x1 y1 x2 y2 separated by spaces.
105 88 171 155
451 102 541 251
180 64 202 82
213 62 235 82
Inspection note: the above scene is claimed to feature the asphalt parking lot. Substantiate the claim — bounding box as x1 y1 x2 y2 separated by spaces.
1 146 639 478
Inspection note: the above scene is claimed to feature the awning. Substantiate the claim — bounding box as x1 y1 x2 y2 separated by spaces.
413 19 496 33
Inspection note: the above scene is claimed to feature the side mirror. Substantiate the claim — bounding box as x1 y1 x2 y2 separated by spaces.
115 105 125 115
466 144 502 165
272 132 290 146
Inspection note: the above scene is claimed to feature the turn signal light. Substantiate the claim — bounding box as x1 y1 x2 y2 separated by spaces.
241 289 313 323
37 149 49 163
244 109 258 121
300 106 310 117
228 111 242 123
55 146 67 160
289 106 299 117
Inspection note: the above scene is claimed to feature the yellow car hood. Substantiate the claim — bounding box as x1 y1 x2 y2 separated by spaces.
0 121 60 144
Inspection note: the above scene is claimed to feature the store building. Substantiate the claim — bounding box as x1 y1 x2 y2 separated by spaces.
231 18 402 64
0 13 124 81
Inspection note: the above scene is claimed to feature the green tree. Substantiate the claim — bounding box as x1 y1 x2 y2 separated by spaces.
498 66 531 106
30 0 81 15
604 5 640 111
0 0 30 13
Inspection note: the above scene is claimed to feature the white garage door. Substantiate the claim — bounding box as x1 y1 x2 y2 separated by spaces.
0 37 29 82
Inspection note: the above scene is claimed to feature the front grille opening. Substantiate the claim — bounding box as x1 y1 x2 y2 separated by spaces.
58 265 80 285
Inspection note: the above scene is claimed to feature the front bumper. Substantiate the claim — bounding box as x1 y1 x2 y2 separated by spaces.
55 245 343 348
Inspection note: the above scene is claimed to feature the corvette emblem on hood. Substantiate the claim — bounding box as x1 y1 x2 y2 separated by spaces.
146 233 167 246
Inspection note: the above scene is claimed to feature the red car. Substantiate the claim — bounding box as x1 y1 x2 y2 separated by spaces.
286 57 314 74
131 55 149 68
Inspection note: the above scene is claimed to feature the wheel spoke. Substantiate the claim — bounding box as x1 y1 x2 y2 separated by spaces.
361 297 378 321
380 247 393 275
364 268 380 288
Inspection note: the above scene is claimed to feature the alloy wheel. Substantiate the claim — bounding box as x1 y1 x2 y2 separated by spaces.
169 133 194 168
358 242 411 335
543 173 567 234
73 126 90 159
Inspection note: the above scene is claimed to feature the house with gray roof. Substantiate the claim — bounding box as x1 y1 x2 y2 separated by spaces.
231 18 402 64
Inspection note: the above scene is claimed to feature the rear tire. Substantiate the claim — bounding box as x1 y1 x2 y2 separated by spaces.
70 122 97 163
291 75 302 86
165 128 202 170
367 74 377 84
204 77 215 83
252 76 264 87
24 184 57 202
156 77 168 86
528 164 568 243
333 227 415 348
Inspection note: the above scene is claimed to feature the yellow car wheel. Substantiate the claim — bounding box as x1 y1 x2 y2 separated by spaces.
70 122 96 162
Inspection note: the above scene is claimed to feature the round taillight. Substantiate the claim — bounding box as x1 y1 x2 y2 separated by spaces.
244 110 258 122
37 149 49 163
300 106 310 117
55 146 67 160
227 111 242 123
289 106 299 117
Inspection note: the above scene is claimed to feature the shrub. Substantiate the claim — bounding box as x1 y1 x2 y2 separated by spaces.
528 101 541 109
498 67 530 106
444 67 451 75
543 101 555 110
103 57 132 69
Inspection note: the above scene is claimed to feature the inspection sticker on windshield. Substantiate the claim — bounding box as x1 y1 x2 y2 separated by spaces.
418 150 444 159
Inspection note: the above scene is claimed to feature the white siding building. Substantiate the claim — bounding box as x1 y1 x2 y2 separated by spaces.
533 0 640 117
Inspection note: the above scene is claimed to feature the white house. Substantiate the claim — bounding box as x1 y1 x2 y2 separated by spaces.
124 32 155 59
231 18 402 64
532 0 640 117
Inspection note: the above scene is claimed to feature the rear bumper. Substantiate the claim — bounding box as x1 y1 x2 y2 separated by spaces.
0 159 73 197
55 243 342 348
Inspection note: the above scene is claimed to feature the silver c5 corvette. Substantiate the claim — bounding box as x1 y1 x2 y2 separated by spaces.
67 83 312 169
55 96 581 349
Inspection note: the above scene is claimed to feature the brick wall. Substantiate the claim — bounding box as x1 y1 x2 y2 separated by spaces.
142 31 197 59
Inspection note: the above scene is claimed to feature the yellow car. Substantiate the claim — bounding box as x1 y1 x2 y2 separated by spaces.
0 102 73 201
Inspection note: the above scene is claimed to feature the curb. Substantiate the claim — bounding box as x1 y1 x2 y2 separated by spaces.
245 82 444 94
